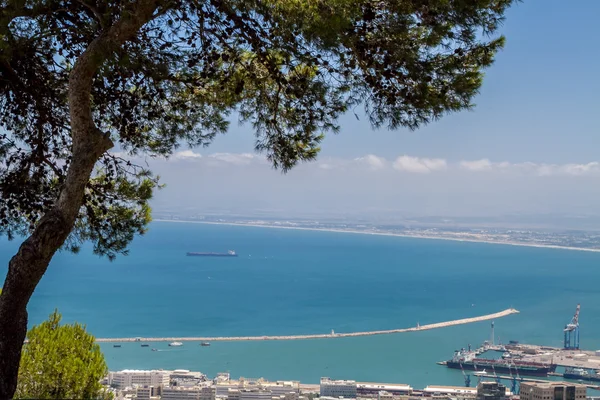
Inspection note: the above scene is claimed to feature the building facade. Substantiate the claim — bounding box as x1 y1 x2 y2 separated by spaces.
476 382 507 400
320 377 358 398
520 382 586 400
108 369 170 389
162 385 216 400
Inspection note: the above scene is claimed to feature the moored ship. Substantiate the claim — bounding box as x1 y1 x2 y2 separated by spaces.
564 367 600 382
187 250 238 257
445 349 555 377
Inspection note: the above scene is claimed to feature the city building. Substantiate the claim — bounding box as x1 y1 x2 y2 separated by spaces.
520 382 587 400
108 369 170 389
228 389 241 400
274 392 300 400
135 386 154 400
265 381 300 397
476 382 507 400
357 382 413 397
320 397 355 400
162 385 215 400
239 388 274 400
376 390 411 400
170 370 209 387
216 377 299 398
320 377 358 398
423 385 478 400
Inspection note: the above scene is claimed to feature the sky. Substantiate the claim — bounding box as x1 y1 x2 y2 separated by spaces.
148 0 600 220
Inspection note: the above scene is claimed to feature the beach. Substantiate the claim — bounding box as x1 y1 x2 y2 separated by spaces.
155 219 600 253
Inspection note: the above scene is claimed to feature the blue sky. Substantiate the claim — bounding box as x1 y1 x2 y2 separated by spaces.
145 1 600 219
198 0 600 164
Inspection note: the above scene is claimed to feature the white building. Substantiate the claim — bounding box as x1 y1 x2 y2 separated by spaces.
135 386 152 400
320 377 357 398
162 385 215 400
108 370 170 389
239 388 273 400
217 377 299 398
170 369 208 387
378 390 394 400
357 382 412 397
265 381 300 397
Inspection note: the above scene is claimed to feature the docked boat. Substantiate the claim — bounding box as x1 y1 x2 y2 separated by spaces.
169 341 183 347
187 250 238 257
445 349 555 377
201 342 211 347
564 367 600 382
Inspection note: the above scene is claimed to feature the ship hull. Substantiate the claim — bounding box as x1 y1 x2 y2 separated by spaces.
446 361 553 377
186 253 238 257
564 373 600 382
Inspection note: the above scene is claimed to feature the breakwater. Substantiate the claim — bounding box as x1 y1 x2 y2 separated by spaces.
96 308 519 343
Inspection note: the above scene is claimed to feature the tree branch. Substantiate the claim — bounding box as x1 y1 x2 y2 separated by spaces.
75 0 106 29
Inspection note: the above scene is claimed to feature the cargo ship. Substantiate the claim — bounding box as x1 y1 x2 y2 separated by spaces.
444 349 555 377
563 367 600 382
186 250 237 257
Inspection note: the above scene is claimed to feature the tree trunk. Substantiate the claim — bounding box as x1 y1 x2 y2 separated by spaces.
0 1 160 398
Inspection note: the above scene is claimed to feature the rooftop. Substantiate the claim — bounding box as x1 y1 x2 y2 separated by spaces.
321 378 356 385
521 381 587 389
356 382 412 391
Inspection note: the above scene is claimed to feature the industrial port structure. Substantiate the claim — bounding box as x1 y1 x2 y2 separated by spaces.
564 304 580 350
95 308 519 343
441 304 600 394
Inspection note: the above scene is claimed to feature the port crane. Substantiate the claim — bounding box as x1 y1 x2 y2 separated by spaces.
459 362 471 387
564 304 580 350
507 356 522 394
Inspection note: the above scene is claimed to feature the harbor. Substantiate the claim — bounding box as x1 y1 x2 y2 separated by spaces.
437 304 600 393
95 308 519 342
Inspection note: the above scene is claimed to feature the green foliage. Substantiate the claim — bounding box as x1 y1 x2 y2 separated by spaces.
15 310 110 400
0 0 517 258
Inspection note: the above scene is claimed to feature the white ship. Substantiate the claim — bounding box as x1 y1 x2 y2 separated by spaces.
169 341 183 347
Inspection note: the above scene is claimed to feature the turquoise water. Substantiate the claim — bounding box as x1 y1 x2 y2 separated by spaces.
1 221 599 389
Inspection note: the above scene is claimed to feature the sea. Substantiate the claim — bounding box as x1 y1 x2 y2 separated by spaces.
1 221 600 390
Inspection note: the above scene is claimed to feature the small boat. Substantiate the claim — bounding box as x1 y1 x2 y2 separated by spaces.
152 348 158 352
113 344 121 348
201 342 211 347
169 341 183 347
141 344 149 347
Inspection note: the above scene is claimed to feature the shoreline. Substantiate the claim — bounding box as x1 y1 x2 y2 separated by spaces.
153 219 600 254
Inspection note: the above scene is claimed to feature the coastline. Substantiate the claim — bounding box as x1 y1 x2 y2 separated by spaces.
154 219 600 254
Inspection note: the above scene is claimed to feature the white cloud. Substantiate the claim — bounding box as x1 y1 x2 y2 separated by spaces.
173 150 202 160
393 155 447 173
207 152 261 165
459 159 492 171
559 162 600 176
123 149 600 179
458 159 600 177
354 154 386 170
318 163 335 170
